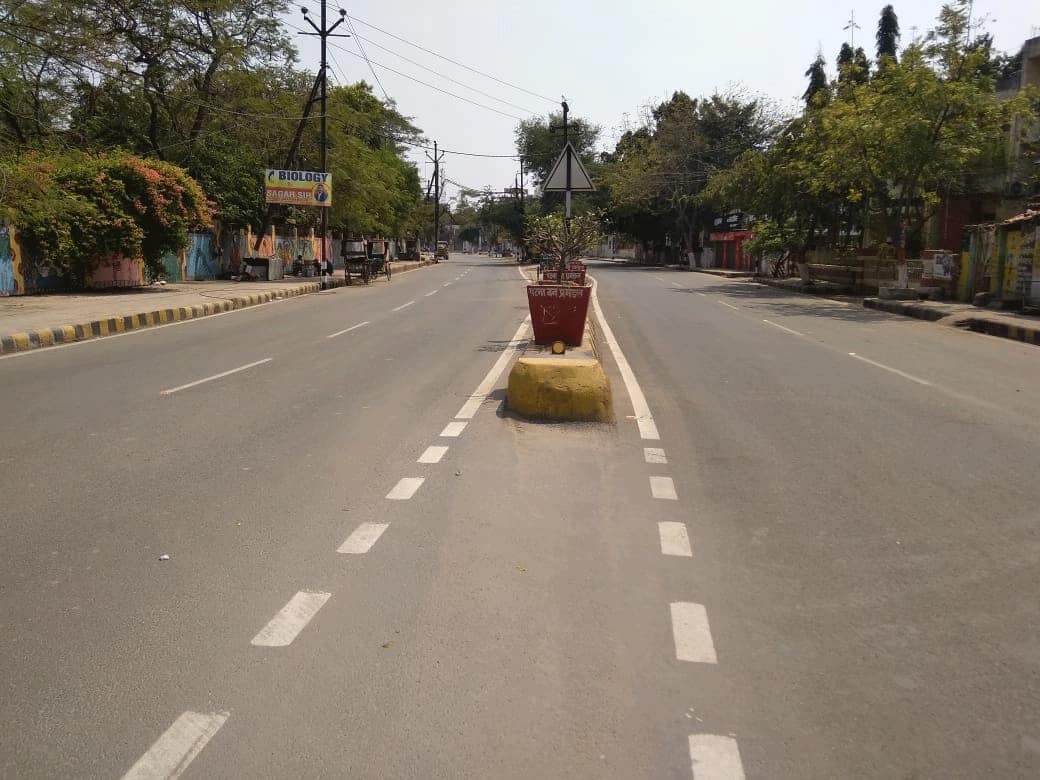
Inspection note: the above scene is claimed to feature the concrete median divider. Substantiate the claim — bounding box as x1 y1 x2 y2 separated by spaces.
506 317 613 422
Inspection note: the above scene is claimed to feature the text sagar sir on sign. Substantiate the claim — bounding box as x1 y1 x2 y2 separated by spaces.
264 169 333 208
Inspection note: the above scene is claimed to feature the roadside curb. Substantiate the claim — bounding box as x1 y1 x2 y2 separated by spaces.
864 297 1040 345
0 261 430 355
757 277 854 295
690 268 756 278
863 297 946 322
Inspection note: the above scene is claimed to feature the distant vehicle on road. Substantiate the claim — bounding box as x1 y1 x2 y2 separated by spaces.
435 241 449 262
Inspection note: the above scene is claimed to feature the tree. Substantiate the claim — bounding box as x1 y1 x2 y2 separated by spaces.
877 5 900 62
803 54 828 107
526 213 601 270
605 90 777 259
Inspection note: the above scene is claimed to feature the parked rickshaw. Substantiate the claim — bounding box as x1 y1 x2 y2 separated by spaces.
365 238 392 282
342 238 368 285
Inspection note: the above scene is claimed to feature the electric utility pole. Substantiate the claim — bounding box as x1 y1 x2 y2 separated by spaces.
300 0 348 275
426 141 444 247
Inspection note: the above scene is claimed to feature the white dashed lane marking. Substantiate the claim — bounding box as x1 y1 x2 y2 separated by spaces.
327 321 370 339
159 358 272 395
337 523 388 554
671 281 683 288
386 477 424 500
443 282 452 287
688 734 746 779
391 300 415 312
717 300 739 310
251 591 331 647
849 352 932 386
418 445 448 463
650 476 678 500
121 710 228 780
425 290 438 297
440 421 467 437
762 319 804 337
644 447 668 464
670 602 718 663
659 522 693 557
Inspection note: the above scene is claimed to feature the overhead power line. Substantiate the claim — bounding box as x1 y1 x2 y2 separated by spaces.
328 42 527 121
340 11 390 102
346 14 557 105
398 138 520 159
343 29 541 115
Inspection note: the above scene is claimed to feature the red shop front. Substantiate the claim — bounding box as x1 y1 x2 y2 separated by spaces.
709 230 754 271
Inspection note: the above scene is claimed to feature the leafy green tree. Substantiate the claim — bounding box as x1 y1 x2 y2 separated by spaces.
804 54 828 107
876 5 900 62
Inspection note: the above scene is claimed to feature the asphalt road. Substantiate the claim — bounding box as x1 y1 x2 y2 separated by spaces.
1 255 1038 778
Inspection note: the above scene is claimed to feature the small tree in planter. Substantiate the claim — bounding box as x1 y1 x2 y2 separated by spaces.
526 213 602 275
524 213 602 346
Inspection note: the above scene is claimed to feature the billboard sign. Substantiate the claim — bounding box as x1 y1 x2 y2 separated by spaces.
264 169 332 208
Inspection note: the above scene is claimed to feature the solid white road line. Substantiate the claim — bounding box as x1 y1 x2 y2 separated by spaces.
849 352 932 386
644 447 668 464
386 477 424 500
160 358 272 395
762 319 804 336
588 277 660 440
671 602 718 663
659 522 693 557
418 445 449 464
391 300 415 312
121 710 229 780
688 735 746 780
717 300 739 310
326 321 370 338
425 290 438 297
440 421 467 437
455 317 531 419
650 475 678 500
251 591 330 647
337 523 389 554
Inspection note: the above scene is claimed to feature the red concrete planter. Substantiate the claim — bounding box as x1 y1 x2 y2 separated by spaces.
527 283 591 346
540 269 586 285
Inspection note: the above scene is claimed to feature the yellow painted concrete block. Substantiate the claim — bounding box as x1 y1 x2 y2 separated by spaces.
507 357 613 422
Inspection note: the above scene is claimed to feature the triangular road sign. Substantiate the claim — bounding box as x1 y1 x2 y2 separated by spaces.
542 143 596 192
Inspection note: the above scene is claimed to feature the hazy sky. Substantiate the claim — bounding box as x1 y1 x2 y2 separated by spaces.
287 1 1039 202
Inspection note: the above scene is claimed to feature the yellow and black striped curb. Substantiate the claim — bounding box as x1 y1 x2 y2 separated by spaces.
864 297 1040 346
0 280 335 355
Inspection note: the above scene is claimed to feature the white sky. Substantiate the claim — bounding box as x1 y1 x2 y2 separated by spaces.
287 1 1039 202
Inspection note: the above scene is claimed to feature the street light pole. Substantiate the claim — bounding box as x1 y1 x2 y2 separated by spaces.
300 1 348 280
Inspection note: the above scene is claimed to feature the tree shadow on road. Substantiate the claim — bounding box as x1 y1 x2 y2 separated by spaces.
667 281 895 324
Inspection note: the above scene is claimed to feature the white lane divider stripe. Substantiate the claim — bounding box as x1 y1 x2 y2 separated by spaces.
688 735 745 779
671 281 683 288
644 447 668 464
717 300 739 310
849 352 932 386
762 319 804 336
697 292 708 297
671 603 718 663
338 523 389 554
251 591 330 647
327 321 370 339
588 276 660 440
391 300 415 312
121 710 229 780
425 290 438 297
160 358 272 395
386 477 424 500
650 476 678 500
659 522 693 557
440 421 467 437
418 445 448 463
455 317 531 419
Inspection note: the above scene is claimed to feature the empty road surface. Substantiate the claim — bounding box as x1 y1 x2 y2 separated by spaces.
2 256 1038 778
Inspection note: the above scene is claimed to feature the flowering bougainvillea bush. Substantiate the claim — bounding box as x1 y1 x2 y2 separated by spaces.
2 151 213 285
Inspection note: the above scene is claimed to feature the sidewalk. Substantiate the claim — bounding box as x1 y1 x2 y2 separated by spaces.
0 261 427 354
864 297 1040 346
